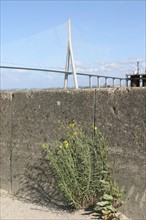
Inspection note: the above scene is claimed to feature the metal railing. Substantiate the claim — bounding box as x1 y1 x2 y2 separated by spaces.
1 65 145 89
76 72 127 88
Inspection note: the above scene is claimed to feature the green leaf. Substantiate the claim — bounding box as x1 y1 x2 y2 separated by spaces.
100 170 108 174
105 205 116 212
102 210 111 215
99 180 110 185
97 201 110 206
103 194 113 201
95 206 103 211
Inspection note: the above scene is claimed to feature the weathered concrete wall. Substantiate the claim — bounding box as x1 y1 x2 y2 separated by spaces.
0 88 145 219
94 88 146 219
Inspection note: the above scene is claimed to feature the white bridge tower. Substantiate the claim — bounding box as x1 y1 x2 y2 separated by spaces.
64 19 78 89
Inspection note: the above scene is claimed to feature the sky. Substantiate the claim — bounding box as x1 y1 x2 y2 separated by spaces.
0 0 146 89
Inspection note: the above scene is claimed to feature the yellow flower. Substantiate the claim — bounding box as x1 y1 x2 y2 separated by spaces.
68 123 75 128
94 126 97 131
59 145 63 149
42 143 48 149
92 125 97 131
63 140 69 148
73 131 77 136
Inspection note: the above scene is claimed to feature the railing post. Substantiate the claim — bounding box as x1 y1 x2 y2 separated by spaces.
125 74 128 87
97 77 99 88
120 79 122 87
113 78 115 87
89 76 92 88
99 77 101 88
105 77 108 87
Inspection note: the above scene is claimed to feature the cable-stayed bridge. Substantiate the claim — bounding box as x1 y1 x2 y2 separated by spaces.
1 20 145 90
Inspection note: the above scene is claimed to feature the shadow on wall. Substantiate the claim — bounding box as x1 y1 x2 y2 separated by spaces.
15 151 72 211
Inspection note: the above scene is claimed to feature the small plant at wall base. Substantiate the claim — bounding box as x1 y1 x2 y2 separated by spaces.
41 122 124 219
95 179 125 220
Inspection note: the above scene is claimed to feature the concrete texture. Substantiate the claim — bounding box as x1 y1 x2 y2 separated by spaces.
0 88 146 220
0 92 12 191
94 88 146 220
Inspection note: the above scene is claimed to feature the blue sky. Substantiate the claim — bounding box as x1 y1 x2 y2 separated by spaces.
1 0 146 89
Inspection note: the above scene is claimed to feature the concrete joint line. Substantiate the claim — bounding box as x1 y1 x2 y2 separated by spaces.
10 93 14 193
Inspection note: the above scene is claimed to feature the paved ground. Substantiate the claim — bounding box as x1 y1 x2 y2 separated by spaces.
0 189 130 220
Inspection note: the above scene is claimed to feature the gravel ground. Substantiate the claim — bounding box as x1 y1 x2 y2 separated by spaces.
0 189 130 220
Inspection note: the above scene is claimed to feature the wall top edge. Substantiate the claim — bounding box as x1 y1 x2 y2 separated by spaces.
0 87 146 96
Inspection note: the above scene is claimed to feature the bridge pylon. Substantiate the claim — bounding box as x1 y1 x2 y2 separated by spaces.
64 19 78 89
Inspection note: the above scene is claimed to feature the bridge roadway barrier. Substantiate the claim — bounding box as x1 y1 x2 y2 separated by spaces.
0 87 146 219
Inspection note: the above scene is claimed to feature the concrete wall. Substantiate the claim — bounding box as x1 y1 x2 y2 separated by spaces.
0 88 145 219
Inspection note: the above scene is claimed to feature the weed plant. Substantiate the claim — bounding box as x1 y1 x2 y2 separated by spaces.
41 122 124 218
